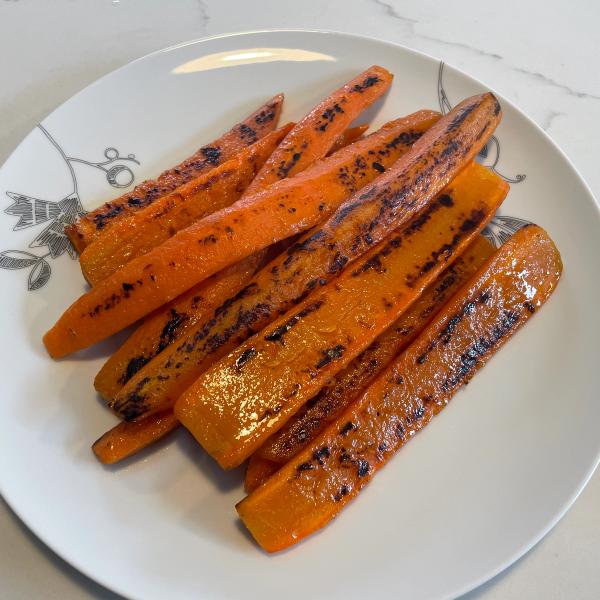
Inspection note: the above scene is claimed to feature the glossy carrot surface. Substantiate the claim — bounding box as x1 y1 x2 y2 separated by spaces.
109 113 439 419
242 66 392 196
236 225 562 552
81 125 293 285
257 235 495 463
176 162 507 469
66 95 284 252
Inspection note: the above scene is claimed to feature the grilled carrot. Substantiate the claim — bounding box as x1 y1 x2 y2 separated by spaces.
80 124 293 286
44 109 443 358
327 125 369 155
175 162 508 469
242 66 392 196
66 95 284 252
236 225 562 552
257 235 495 463
92 411 178 465
244 455 280 493
109 113 439 419
94 252 264 401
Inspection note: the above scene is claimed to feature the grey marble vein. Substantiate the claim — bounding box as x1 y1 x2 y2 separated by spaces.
370 0 502 60
512 66 600 101
197 0 210 31
540 110 564 132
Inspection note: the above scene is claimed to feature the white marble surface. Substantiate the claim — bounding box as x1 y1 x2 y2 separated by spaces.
0 0 598 598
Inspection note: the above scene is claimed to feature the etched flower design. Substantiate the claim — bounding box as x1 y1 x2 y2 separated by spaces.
1 125 139 290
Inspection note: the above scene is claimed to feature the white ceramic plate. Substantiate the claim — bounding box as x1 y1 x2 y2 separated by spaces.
0 30 598 600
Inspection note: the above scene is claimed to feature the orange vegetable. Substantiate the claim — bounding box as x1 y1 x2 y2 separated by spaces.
94 252 264 402
92 411 178 465
244 455 280 493
257 235 495 463
327 125 369 155
109 113 439 419
66 95 284 253
80 124 293 286
175 162 508 469
44 108 443 359
236 225 562 552
242 66 392 196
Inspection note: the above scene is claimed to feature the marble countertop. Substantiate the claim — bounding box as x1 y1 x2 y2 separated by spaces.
1 1 599 598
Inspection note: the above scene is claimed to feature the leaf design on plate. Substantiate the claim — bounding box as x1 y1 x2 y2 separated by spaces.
4 192 62 230
0 250 41 269
27 258 51 291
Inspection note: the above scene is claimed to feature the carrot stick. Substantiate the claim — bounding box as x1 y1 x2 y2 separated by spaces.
66 95 284 252
241 66 392 196
175 162 508 469
94 251 264 402
109 113 439 419
327 125 369 155
44 107 443 358
257 235 495 463
92 411 178 465
236 225 563 552
244 455 280 493
80 124 293 286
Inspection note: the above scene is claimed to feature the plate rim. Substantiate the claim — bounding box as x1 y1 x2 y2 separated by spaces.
1 28 599 600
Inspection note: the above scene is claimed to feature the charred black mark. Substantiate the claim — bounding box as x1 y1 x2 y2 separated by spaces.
395 375 404 385
316 344 346 369
277 152 303 178
524 301 536 313
283 230 326 269
234 347 257 371
158 309 188 353
438 194 454 208
405 209 486 288
357 459 370 477
406 405 425 424
351 235 401 276
238 124 257 144
116 377 150 421
396 423 405 439
200 146 221 165
264 300 324 343
328 252 349 274
340 421 355 436
214 283 258 318
317 103 345 131
255 107 276 125
441 309 520 392
122 282 135 295
447 102 477 132
119 355 151 385
352 75 380 93
94 204 124 230
202 234 218 244
331 200 362 226
493 96 501 116
334 485 350 502
312 446 331 465
286 383 301 398
372 161 385 173
296 462 314 472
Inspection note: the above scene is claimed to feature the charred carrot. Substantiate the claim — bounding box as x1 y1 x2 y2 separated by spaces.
80 124 293 285
92 411 178 465
109 113 439 419
94 252 264 401
244 455 280 493
175 162 508 469
242 66 392 196
236 225 562 552
44 109 442 358
66 95 284 252
327 125 369 155
257 235 495 463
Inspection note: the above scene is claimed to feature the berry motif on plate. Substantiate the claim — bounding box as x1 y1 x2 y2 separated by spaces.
1 124 139 290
